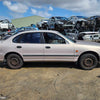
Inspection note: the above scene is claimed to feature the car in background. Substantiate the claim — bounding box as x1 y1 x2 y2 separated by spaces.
68 16 87 25
0 30 100 70
0 26 38 40
68 16 88 31
37 19 48 29
0 19 14 31
30 24 38 30
6 26 38 35
65 32 78 40
63 29 79 40
92 34 100 41
88 16 100 31
83 33 100 42
78 31 99 40
47 16 74 30
0 31 6 39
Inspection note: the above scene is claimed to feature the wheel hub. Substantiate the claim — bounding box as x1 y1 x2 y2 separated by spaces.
10 58 19 66
84 58 93 67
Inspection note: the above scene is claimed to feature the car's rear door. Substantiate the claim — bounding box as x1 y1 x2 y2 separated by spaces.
13 32 44 62
43 32 75 62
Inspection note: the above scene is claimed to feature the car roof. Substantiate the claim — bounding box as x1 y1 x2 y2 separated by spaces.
17 30 58 33
12 30 61 37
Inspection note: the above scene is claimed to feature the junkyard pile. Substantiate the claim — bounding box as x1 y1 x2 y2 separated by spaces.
1 15 100 42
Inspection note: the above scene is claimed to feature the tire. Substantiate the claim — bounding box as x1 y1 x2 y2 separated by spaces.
6 54 23 69
79 53 98 70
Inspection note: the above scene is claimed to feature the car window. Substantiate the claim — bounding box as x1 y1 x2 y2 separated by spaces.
43 33 66 44
13 32 41 43
94 35 98 37
13 34 23 43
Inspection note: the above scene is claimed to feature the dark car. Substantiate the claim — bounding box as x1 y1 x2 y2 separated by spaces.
68 16 88 32
88 16 100 31
47 16 73 30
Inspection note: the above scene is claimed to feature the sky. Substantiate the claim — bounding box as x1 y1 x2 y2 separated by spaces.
0 0 100 20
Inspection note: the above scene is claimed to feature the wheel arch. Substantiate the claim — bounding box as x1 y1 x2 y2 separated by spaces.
4 52 23 61
78 51 99 62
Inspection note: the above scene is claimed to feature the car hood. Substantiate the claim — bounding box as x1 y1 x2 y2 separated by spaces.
76 40 100 47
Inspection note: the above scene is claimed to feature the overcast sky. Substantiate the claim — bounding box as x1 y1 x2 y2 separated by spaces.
0 0 100 20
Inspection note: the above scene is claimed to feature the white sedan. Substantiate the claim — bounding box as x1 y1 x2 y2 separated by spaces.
0 30 100 70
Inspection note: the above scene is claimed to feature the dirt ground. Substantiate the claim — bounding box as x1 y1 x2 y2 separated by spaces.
0 62 100 100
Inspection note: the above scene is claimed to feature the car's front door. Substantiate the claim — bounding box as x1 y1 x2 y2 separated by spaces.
43 32 75 62
13 32 44 61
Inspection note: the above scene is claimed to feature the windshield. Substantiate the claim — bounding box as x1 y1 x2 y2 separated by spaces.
55 17 68 21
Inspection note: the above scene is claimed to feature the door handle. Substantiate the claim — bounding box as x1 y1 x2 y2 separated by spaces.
17 46 22 48
45 46 51 49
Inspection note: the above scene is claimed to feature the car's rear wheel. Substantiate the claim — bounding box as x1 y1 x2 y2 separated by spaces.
79 53 98 70
6 54 23 69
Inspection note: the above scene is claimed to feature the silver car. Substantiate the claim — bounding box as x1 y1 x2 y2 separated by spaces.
0 30 100 70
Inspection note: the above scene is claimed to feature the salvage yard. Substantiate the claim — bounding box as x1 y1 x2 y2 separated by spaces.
0 62 100 100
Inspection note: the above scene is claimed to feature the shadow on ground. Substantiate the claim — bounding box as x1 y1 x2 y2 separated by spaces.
0 62 79 69
24 62 77 68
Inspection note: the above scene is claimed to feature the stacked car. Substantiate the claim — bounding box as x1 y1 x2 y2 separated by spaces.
47 16 74 31
36 16 100 42
0 19 14 31
87 16 100 31
37 19 48 29
68 16 88 31
1 15 100 43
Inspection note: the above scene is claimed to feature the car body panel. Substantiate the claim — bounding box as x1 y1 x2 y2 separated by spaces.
44 43 75 61
20 44 44 61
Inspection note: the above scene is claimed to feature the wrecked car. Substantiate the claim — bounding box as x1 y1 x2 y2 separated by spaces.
83 33 100 42
68 16 88 31
0 19 14 31
47 16 74 31
88 16 100 31
78 31 99 40
37 19 48 29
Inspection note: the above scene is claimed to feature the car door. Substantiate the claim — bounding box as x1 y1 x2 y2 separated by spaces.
13 32 44 61
43 32 75 62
